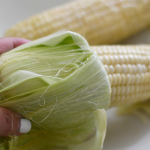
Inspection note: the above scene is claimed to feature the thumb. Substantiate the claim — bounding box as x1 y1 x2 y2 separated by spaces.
0 107 31 137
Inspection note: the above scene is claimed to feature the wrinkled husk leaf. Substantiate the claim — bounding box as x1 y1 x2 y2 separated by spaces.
0 31 111 150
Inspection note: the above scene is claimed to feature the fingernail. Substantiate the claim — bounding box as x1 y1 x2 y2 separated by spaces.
19 119 31 133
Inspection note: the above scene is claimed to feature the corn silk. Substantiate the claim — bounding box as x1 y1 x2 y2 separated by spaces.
0 31 111 150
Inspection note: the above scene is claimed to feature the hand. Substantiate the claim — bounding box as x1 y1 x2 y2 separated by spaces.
0 37 31 137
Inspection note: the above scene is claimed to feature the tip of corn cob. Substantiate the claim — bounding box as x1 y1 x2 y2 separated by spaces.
117 100 150 122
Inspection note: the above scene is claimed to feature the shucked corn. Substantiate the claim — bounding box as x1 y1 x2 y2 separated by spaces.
91 45 150 107
4 0 150 45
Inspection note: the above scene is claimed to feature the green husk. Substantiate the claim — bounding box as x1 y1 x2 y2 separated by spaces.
0 31 111 150
0 138 9 150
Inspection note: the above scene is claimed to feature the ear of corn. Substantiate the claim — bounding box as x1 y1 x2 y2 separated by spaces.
4 0 150 45
1 31 150 150
91 45 150 107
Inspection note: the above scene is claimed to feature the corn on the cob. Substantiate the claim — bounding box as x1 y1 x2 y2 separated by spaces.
1 31 150 150
4 0 150 45
91 45 150 107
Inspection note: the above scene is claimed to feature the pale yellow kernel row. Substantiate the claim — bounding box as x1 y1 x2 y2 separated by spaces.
97 47 150 55
108 73 150 85
111 84 150 95
104 64 148 74
99 55 150 65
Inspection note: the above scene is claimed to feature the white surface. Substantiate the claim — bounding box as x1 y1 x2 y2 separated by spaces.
0 1 150 150
104 109 150 150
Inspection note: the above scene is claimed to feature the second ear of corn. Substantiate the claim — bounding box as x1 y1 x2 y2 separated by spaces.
91 45 150 107
4 0 150 45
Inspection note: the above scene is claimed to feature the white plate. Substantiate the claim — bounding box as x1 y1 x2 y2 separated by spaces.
0 1 150 150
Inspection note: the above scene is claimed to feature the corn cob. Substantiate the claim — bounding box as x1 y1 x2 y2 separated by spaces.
91 45 150 107
4 0 150 45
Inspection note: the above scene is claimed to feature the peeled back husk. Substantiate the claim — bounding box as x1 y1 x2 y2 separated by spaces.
0 31 111 150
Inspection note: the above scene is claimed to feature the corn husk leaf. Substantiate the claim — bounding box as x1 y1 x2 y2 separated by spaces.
0 31 111 150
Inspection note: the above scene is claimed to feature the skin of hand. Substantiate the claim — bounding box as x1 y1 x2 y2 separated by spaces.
0 37 32 137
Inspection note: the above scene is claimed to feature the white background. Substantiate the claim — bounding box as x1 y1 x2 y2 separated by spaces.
0 0 150 150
